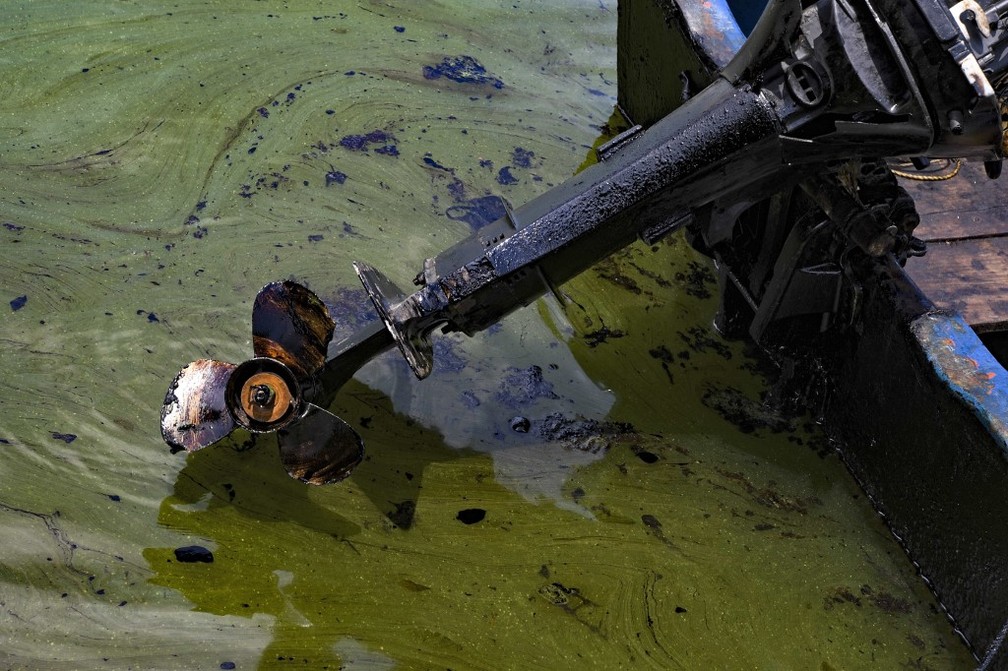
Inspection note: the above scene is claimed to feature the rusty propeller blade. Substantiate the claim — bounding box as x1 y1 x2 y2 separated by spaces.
252 280 336 377
277 403 364 485
161 359 237 453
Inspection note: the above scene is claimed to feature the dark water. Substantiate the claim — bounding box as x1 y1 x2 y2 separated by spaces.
0 1 972 669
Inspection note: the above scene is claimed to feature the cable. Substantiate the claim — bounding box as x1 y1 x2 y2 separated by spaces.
891 158 963 181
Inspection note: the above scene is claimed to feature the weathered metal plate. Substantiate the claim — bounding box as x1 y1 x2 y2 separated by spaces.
0 1 974 668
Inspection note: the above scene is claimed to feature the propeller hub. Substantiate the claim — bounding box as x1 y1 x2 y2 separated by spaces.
243 374 286 420
226 358 302 432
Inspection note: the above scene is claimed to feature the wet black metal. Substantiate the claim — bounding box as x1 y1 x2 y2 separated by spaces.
160 359 237 454
347 0 1006 380
824 258 1008 664
161 280 368 484
252 280 336 377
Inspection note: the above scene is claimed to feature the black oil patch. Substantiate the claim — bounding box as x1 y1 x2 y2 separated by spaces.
495 365 559 408
701 386 791 434
456 508 486 524
446 195 508 231
422 55 504 89
536 413 635 454
173 545 214 563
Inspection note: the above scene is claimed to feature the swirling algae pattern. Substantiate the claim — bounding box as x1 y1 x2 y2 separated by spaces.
0 1 973 669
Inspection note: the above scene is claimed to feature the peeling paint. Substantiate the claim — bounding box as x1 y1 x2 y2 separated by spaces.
912 312 1008 455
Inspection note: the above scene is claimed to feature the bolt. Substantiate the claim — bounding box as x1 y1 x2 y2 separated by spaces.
948 110 964 136
251 384 275 407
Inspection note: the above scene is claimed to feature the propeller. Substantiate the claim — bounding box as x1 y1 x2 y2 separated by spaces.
160 281 365 485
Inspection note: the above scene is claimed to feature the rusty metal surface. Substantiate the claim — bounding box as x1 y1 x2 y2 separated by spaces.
277 403 364 485
821 258 1008 659
160 279 370 483
226 357 303 433
252 280 336 377
160 359 237 453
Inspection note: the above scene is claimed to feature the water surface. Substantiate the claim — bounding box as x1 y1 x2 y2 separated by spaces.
0 2 973 669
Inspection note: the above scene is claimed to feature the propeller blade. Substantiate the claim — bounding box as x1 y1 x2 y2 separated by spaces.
277 403 364 485
161 359 237 453
252 281 335 377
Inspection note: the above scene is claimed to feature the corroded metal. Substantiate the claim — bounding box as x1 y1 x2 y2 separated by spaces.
344 0 1008 378
277 403 364 485
354 261 430 379
226 357 302 433
161 281 367 484
816 256 1008 662
252 280 336 377
160 359 236 453
676 0 748 69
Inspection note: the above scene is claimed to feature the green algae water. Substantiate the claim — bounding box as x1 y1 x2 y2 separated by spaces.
0 2 974 669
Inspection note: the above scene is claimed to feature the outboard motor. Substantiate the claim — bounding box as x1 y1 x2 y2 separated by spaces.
162 0 1008 485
